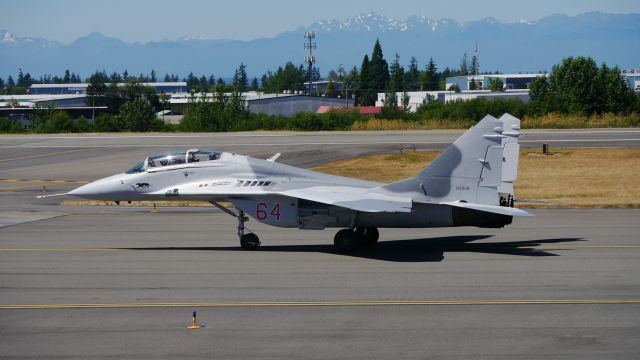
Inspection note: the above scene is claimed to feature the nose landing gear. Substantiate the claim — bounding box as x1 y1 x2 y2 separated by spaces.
211 202 261 250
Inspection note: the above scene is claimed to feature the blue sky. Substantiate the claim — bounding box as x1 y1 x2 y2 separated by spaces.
2 0 639 43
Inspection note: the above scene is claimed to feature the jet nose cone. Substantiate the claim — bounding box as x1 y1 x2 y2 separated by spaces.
68 181 102 199
68 174 125 200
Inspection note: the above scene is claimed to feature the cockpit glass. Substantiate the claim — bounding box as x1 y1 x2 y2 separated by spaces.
125 150 221 173
126 162 145 174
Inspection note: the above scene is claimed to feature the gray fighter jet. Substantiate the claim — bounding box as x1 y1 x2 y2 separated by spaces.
48 113 532 252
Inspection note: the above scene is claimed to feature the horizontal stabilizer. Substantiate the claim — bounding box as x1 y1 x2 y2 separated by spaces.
440 200 534 217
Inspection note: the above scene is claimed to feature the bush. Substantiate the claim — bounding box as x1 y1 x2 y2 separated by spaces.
93 114 124 132
75 116 92 132
118 98 164 131
0 118 25 133
36 111 75 133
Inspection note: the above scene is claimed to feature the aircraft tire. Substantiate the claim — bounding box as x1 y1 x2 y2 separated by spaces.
355 227 379 246
334 229 359 253
240 233 260 250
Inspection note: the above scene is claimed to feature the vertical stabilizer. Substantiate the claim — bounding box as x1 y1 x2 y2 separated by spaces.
375 114 523 207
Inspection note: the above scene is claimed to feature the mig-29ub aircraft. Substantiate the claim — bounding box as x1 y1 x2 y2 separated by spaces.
49 113 532 252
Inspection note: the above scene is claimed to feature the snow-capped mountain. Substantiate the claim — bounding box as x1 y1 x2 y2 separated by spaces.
0 12 638 78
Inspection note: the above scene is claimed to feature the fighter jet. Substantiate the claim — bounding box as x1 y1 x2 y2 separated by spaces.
46 113 532 252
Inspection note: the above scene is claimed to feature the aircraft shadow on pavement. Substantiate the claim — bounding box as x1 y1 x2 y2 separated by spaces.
125 236 584 263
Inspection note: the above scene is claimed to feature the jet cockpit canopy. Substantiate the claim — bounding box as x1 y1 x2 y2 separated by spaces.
125 149 221 174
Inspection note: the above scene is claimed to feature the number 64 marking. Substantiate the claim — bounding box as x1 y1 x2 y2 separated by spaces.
256 202 281 221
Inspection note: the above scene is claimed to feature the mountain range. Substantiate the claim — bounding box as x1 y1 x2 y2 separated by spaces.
1 11 638 79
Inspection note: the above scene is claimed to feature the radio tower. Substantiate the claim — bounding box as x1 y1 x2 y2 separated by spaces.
304 31 316 95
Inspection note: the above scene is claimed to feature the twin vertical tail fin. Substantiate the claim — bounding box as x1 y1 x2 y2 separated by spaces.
378 113 529 216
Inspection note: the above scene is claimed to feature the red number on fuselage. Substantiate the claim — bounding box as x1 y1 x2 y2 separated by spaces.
270 203 281 221
256 203 267 220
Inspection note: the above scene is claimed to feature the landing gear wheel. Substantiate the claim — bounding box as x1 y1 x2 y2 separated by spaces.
240 233 260 250
355 227 379 246
334 229 359 253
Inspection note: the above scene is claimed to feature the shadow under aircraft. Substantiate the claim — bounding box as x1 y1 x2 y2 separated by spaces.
123 236 585 263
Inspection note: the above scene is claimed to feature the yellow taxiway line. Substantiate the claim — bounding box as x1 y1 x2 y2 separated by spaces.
2 298 640 310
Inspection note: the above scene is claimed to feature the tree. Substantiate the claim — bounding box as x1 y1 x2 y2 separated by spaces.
117 97 161 131
448 84 461 92
233 62 249 92
86 71 108 108
150 69 157 82
421 57 438 91
325 80 335 97
459 53 469 75
529 76 551 115
404 56 420 91
488 78 504 92
164 73 171 82
358 54 372 105
388 53 404 92
250 77 259 91
38 111 75 133
63 70 71 83
470 53 479 75
469 78 478 90
368 39 390 93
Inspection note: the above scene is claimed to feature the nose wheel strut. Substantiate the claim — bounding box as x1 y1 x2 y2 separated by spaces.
210 202 261 250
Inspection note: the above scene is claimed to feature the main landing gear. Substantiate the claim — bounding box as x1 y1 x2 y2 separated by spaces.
334 227 379 253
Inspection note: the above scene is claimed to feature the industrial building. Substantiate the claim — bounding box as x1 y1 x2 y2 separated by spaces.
376 89 531 112
622 70 640 91
29 82 187 95
170 92 354 118
445 73 547 91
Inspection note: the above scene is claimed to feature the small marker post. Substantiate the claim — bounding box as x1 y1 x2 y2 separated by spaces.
187 311 203 329
41 185 47 192
152 203 157 213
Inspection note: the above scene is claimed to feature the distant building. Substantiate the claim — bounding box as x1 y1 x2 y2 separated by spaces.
446 74 547 91
29 82 187 95
622 69 640 91
375 90 531 112
170 92 354 117
303 80 345 96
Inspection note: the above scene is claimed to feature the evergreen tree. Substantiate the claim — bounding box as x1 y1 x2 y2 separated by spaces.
150 69 157 82
232 62 249 92
404 56 420 91
368 39 389 93
325 80 335 97
0 77 4 90
17 68 25 86
358 54 372 105
251 77 259 91
469 78 478 90
8 76 15 86
63 70 71 83
459 53 469 75
388 53 404 92
164 73 171 82
123 70 129 81
470 54 479 75
421 57 439 91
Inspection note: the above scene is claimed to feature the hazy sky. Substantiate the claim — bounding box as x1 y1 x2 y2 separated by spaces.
2 0 639 43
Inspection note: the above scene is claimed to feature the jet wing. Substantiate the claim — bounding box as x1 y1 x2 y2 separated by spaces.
440 200 534 217
155 183 412 213
282 186 412 213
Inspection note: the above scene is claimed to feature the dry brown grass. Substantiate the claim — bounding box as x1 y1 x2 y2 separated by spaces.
312 148 640 208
